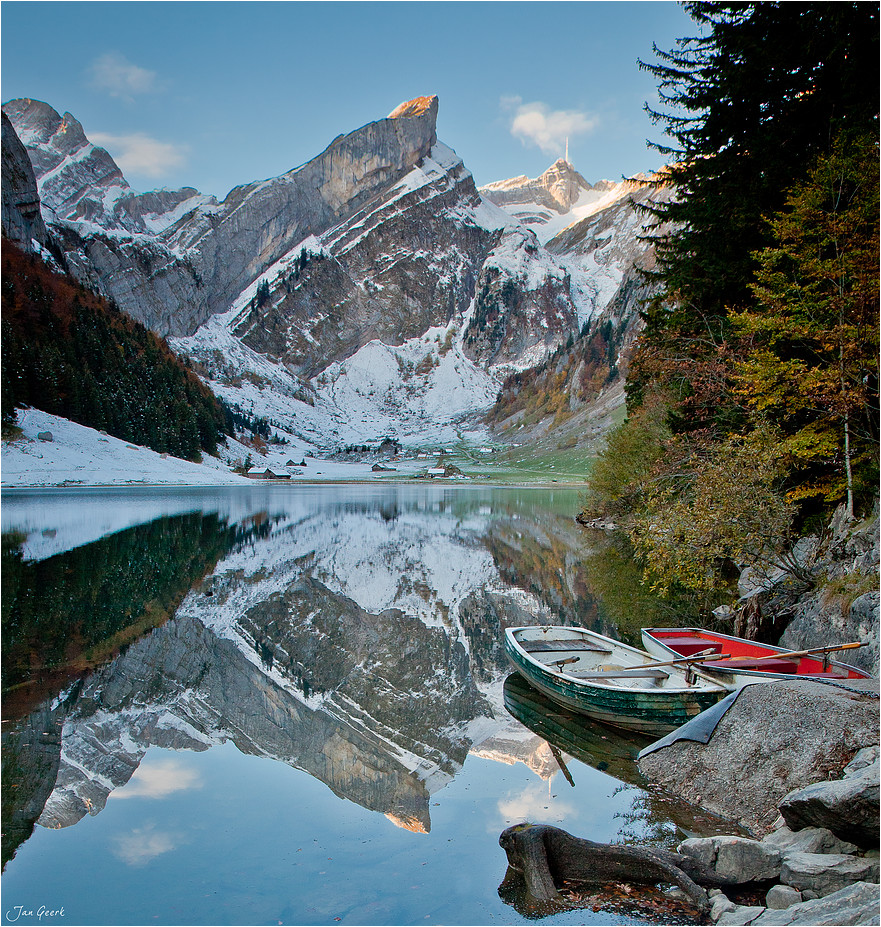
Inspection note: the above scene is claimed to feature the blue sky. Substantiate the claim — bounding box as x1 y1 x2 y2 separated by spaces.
2 1 695 199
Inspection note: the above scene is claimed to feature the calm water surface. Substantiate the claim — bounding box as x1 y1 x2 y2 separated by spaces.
1 485 719 926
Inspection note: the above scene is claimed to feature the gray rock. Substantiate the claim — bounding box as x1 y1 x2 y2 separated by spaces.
779 762 880 848
709 888 738 920
679 836 718 870
716 904 767 925
845 745 879 776
745 881 880 925
778 508 879 676
680 835 782 882
36 431 53 442
638 679 879 834
763 825 859 856
766 885 803 909
780 852 880 897
715 837 782 882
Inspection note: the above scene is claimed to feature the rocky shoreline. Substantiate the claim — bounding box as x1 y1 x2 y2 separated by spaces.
637 679 879 925
680 750 879 924
643 503 880 923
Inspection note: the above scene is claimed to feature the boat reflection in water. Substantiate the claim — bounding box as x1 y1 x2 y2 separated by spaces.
502 672 738 840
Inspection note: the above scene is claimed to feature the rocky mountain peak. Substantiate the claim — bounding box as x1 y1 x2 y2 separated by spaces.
4 95 443 336
536 158 594 213
388 95 438 120
479 159 623 242
3 98 83 148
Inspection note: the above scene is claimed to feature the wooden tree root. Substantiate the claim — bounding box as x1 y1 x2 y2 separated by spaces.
499 823 731 914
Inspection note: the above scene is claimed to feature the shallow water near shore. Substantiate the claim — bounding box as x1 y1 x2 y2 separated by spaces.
2 484 723 926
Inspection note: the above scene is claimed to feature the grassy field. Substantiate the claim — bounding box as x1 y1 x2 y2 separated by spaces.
399 443 597 484
463 445 596 483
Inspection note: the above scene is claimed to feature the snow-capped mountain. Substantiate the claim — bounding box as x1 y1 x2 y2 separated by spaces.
3 95 668 451
480 158 625 243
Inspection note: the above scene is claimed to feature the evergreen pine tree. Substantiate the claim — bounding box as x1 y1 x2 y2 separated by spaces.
632 2 879 422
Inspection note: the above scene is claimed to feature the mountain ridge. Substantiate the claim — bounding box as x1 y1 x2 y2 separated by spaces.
3 95 668 455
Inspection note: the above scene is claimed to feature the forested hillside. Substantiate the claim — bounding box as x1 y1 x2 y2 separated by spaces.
1 241 232 459
582 1 879 595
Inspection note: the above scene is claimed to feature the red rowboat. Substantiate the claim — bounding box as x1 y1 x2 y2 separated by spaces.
641 627 870 689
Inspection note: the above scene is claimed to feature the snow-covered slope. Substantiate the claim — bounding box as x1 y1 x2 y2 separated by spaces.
171 138 581 448
1 409 248 487
0 408 454 488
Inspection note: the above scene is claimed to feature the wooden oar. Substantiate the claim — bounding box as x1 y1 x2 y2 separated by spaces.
548 743 576 788
747 641 865 662
713 641 866 664
640 650 732 670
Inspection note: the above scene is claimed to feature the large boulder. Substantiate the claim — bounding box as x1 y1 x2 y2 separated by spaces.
638 679 879 834
763 825 859 856
779 853 880 897
679 836 782 883
779 756 880 848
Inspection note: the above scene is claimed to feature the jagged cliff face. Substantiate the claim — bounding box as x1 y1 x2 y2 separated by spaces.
462 227 576 371
1 112 48 250
3 96 441 338
228 144 502 377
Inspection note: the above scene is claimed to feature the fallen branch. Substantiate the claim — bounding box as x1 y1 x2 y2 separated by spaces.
499 823 734 914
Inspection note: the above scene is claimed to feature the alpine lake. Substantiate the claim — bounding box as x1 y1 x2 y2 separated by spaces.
1 484 732 927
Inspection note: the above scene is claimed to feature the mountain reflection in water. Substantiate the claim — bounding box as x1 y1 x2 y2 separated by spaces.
2 485 718 926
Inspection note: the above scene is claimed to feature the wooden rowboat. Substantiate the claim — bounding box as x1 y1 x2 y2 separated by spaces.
504 626 728 736
641 627 871 689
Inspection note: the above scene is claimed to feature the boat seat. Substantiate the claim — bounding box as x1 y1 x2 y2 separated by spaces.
704 657 799 674
522 640 613 654
658 636 723 656
568 667 670 680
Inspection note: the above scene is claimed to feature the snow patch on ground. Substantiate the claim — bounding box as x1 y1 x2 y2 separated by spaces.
1 409 248 488
0 408 476 490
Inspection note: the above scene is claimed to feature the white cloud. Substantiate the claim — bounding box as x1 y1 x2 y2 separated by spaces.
89 52 159 100
111 825 179 867
502 97 598 156
497 781 578 824
112 758 202 799
90 132 188 179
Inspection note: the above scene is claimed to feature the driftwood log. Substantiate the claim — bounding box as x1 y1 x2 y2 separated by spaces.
499 823 734 914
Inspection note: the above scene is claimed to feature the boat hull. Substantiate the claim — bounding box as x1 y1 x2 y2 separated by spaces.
505 626 725 737
641 627 870 689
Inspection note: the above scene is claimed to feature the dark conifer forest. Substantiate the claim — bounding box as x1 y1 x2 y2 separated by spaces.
1 241 232 458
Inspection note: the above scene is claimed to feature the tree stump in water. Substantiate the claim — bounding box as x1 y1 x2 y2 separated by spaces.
499 823 731 914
